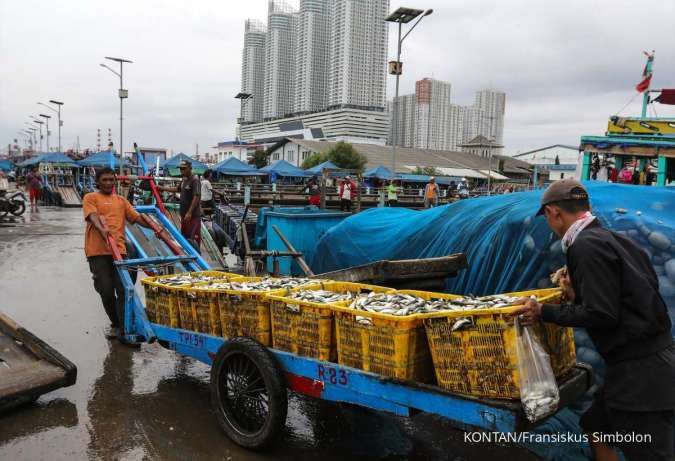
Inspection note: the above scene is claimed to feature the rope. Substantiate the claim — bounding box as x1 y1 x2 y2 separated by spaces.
614 92 640 116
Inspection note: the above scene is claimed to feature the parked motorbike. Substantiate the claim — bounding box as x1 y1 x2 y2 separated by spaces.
0 190 27 217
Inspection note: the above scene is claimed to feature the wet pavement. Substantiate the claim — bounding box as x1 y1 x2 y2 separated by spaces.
0 208 539 461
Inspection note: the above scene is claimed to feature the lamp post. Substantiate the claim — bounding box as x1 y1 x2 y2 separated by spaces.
385 7 433 178
38 100 64 151
21 129 35 151
30 117 44 152
100 56 133 175
39 114 51 151
24 124 38 150
235 92 253 141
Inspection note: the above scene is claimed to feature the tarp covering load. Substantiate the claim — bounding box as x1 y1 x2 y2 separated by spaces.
311 182 675 333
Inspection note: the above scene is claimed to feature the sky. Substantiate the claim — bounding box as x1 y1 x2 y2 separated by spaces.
1 0 674 156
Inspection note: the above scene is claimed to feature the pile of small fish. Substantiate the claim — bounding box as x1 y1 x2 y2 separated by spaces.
349 292 522 328
349 292 521 316
186 277 316 292
288 290 354 303
157 273 224 287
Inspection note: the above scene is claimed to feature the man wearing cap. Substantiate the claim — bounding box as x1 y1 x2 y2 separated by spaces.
159 160 202 250
515 178 674 461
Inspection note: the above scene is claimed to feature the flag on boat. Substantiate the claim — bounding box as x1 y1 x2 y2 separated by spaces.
635 50 654 93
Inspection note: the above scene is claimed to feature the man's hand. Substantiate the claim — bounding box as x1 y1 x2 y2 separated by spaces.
184 211 192 223
512 297 543 325
559 270 575 302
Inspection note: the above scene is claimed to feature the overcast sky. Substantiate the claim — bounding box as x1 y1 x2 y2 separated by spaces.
1 0 674 156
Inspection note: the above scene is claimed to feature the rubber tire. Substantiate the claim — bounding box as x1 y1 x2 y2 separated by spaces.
210 337 288 450
10 201 25 216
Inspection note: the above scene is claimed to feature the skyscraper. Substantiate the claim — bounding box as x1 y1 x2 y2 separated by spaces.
239 0 391 143
388 79 506 153
474 89 506 145
414 78 452 150
294 0 329 114
241 19 266 123
263 0 298 120
327 0 389 110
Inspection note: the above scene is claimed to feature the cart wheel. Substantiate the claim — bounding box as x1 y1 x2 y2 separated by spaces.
210 337 287 450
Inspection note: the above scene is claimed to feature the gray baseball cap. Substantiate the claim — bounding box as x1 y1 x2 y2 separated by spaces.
536 178 588 216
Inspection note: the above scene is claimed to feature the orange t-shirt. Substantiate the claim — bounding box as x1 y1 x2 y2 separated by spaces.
83 192 140 257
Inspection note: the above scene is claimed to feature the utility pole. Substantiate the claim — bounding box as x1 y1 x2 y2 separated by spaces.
38 100 64 151
39 114 51 151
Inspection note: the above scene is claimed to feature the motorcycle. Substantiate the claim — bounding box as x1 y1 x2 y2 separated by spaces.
0 190 27 217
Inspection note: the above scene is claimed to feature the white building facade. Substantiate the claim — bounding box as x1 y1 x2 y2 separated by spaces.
263 0 298 120
241 19 266 123
294 0 329 114
414 78 452 150
474 89 506 146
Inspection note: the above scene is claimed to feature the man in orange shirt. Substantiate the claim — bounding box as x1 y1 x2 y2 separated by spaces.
83 167 162 341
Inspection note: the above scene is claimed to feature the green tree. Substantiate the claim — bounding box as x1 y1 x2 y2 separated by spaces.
326 141 367 172
251 149 269 169
301 152 329 169
412 166 442 176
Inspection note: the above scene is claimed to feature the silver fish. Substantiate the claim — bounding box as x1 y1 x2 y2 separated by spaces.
289 289 353 303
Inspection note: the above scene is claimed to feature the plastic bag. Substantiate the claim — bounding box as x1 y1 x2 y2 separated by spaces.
516 318 560 422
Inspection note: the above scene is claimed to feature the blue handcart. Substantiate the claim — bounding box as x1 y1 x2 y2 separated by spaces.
116 205 593 450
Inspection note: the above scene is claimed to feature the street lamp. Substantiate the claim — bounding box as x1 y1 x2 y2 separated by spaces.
30 117 44 152
24 123 38 150
234 92 253 140
39 114 52 151
38 100 64 151
385 7 433 177
100 56 133 175
21 129 35 150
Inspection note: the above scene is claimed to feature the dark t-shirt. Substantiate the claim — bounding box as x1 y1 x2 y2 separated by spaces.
180 175 201 218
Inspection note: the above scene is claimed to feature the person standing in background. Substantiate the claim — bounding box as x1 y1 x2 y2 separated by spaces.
339 176 355 212
25 167 42 212
159 160 201 250
387 180 398 207
424 177 439 208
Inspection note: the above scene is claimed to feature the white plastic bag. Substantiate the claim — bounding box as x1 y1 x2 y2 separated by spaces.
515 318 560 422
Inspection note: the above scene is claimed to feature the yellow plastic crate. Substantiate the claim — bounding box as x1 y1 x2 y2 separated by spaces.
141 271 242 329
214 277 323 346
331 292 439 383
267 282 395 361
419 288 574 399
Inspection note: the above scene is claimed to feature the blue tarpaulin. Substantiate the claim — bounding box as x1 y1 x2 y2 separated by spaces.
260 159 308 177
78 150 127 168
305 160 344 175
363 165 393 179
214 156 265 176
310 182 675 460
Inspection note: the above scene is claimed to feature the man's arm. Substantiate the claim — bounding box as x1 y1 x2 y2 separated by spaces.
541 238 621 328
87 212 112 242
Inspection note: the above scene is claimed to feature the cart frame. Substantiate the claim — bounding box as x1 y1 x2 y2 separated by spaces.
117 205 593 447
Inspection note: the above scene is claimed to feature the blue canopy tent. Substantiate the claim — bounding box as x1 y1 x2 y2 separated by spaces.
17 154 46 168
78 150 128 169
0 159 15 172
363 165 394 179
213 156 266 176
305 160 345 177
161 153 208 176
260 160 308 183
37 152 79 168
